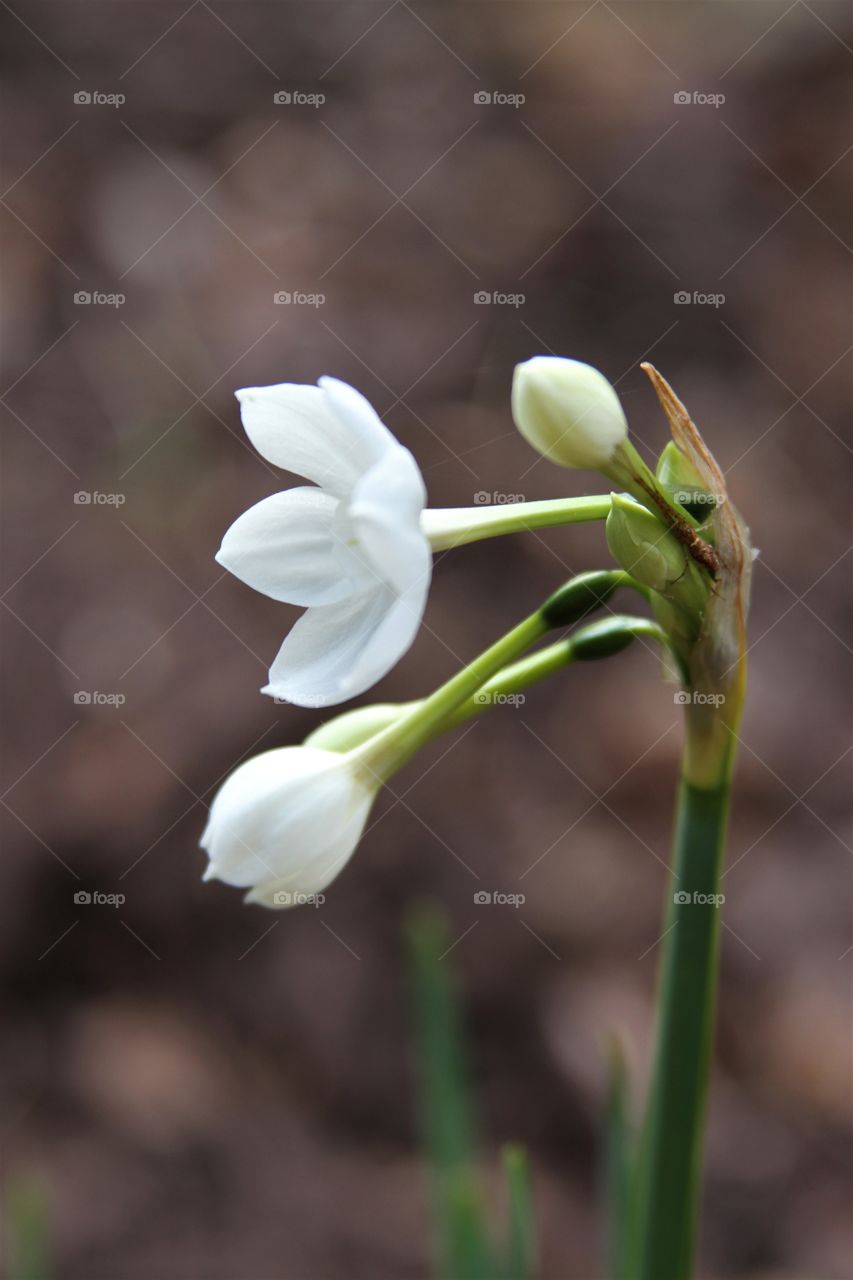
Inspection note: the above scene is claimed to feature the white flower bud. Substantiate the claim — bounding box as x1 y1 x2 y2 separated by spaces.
512 357 628 470
201 746 377 907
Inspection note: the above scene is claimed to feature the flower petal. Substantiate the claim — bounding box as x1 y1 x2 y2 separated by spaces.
348 444 430 594
318 376 398 457
216 487 358 607
263 578 429 707
243 785 373 906
236 382 386 496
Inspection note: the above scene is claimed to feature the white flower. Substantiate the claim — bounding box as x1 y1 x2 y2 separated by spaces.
201 745 378 907
512 357 628 470
218 377 430 707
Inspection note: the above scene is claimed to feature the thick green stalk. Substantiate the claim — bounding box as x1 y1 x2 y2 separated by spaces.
420 495 611 550
629 731 735 1280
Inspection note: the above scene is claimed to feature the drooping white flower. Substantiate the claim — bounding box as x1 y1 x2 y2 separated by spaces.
512 357 628 470
201 744 378 907
218 377 430 707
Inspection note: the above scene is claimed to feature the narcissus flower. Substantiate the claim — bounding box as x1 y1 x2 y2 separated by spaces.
218 377 430 708
512 357 628 470
201 745 379 906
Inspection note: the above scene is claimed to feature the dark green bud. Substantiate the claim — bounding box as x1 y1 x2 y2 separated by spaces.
570 616 638 661
541 570 621 628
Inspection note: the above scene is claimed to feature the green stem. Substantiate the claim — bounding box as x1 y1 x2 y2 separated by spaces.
421 495 611 550
629 730 736 1280
361 611 548 781
443 617 665 732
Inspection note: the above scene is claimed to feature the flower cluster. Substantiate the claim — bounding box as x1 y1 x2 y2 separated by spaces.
202 357 749 905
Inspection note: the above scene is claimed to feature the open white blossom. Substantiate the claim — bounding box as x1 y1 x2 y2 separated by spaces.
218 377 430 707
201 745 378 907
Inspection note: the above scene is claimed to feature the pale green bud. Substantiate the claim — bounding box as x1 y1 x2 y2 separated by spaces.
605 493 689 593
511 357 628 470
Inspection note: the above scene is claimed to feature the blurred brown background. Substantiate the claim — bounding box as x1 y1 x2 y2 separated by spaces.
1 3 851 1277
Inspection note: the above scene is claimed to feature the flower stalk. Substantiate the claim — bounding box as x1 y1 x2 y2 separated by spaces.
620 367 752 1280
628 725 738 1280
359 571 643 782
420 494 612 550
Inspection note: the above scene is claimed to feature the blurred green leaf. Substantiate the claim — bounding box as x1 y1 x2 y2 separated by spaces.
407 906 495 1280
5 1176 50 1280
502 1144 536 1280
602 1037 632 1280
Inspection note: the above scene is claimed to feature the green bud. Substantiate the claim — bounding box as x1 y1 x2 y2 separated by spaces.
605 493 689 594
570 616 638 661
305 703 408 753
541 569 622 628
656 441 717 522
